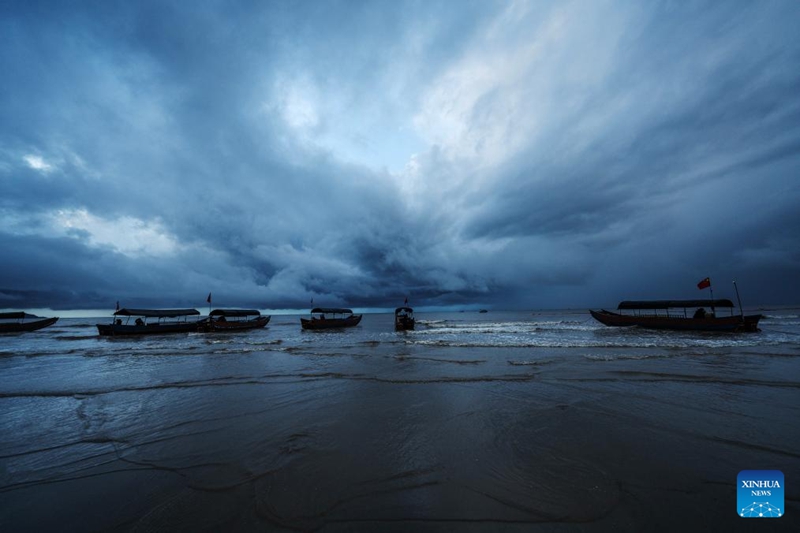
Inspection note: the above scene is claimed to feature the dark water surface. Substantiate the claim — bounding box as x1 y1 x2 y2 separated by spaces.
2 310 799 531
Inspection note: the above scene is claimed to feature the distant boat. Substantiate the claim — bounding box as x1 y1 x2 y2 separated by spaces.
199 309 271 332
394 307 415 331
97 308 201 336
0 312 59 334
590 299 762 332
479 309 488 313
300 308 362 330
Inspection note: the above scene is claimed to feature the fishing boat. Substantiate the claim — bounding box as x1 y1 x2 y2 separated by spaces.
0 312 59 334
394 307 416 331
590 299 762 332
97 308 201 336
394 306 415 331
300 308 362 330
199 309 271 332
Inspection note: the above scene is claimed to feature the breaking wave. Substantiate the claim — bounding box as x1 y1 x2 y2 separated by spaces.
507 359 554 366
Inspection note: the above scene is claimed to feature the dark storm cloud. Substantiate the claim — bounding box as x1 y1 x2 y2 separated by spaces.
447 1 800 306
1 1 799 311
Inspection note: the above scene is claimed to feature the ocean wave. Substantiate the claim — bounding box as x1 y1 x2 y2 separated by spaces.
416 319 447 326
408 340 664 348
5 350 62 357
205 338 235 344
278 347 368 358
413 321 598 335
211 347 275 354
358 340 382 347
747 351 800 357
582 353 672 361
403 337 785 349
406 339 541 348
393 354 486 365
244 339 283 346
507 359 554 366
54 335 97 341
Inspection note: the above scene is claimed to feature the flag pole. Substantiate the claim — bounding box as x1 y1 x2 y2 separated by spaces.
709 280 715 315
733 280 744 318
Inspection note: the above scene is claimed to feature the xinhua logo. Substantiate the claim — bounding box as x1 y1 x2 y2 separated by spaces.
738 470 783 518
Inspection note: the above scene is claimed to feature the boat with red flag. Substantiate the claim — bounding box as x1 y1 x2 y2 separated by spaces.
591 278 762 332
394 307 415 330
590 299 762 332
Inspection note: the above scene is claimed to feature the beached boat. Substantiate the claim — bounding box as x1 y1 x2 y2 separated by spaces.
590 299 762 332
394 307 415 331
300 308 362 330
97 308 201 336
0 312 59 334
199 309 271 332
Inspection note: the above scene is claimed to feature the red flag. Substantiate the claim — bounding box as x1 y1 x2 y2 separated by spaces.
697 277 711 290
207 292 212 304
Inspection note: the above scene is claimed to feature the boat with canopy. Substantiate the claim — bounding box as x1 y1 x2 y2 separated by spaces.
590 299 762 332
199 309 271 332
97 308 201 336
394 307 415 330
300 308 362 330
0 312 59 334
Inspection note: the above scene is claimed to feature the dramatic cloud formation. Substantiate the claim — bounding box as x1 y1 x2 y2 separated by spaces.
2 0 799 311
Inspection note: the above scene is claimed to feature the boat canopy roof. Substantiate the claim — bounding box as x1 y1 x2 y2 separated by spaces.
0 312 41 320
311 307 353 314
395 307 413 314
114 308 201 317
618 299 735 310
209 309 261 317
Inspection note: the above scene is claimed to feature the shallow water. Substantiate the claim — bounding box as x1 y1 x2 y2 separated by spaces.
1 310 799 531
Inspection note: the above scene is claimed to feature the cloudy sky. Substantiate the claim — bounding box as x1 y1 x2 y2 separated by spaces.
2 0 799 311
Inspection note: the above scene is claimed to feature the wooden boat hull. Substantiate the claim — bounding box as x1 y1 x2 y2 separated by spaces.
590 309 762 332
0 317 59 334
300 315 362 330
97 321 200 336
395 317 415 331
199 315 271 332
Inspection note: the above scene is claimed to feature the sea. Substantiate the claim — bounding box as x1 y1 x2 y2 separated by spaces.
1 309 799 532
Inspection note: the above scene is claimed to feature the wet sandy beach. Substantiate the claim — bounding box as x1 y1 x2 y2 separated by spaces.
2 311 799 531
